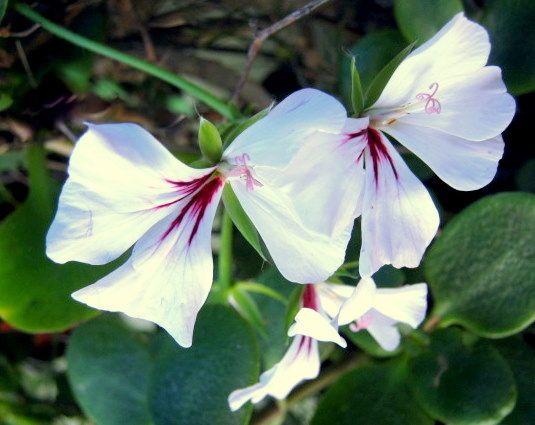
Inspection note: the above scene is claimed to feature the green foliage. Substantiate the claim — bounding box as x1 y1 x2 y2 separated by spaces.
0 145 116 332
394 0 463 44
312 361 433 425
425 193 535 337
67 306 259 425
482 0 535 95
198 117 223 164
409 329 517 425
222 185 266 261
339 30 407 109
349 57 364 115
495 337 535 425
0 0 7 24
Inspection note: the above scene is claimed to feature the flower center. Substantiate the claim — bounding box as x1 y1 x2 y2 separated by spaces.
303 284 319 311
227 153 263 191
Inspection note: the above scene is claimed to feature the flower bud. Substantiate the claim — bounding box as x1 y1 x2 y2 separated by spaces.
198 117 223 163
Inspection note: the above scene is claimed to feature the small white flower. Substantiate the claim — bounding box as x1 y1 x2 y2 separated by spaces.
46 89 352 348
228 284 345 411
317 277 428 351
282 14 515 277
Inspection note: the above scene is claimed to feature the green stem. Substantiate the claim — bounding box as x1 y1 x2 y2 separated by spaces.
218 210 233 291
13 2 240 120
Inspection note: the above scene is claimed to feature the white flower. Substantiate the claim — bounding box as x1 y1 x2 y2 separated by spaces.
228 284 345 411
282 14 515 277
317 277 428 351
46 89 352 348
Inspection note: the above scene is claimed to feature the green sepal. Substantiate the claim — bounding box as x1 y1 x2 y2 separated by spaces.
221 184 266 260
350 56 365 115
284 285 305 332
364 41 416 109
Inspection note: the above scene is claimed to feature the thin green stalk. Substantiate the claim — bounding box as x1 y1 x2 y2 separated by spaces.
13 2 240 120
218 210 233 291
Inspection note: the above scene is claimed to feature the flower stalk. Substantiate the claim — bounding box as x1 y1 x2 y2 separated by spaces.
218 210 234 292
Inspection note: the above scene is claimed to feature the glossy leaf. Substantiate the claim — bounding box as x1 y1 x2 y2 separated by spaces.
425 193 535 337
312 361 433 425
394 0 463 44
482 0 535 95
409 329 517 425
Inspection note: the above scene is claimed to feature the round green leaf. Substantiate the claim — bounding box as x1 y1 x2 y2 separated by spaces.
148 305 259 425
312 361 433 425
494 337 535 425
409 329 517 425
66 315 152 425
394 0 463 44
515 159 535 193
425 192 535 337
482 0 535 95
67 306 259 425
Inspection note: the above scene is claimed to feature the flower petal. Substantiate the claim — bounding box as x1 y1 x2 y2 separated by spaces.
288 308 347 347
393 66 515 141
359 134 439 277
228 335 319 410
316 282 354 319
364 310 401 351
223 88 347 168
72 178 224 348
385 123 505 191
374 283 428 328
47 123 214 265
337 277 376 326
274 118 368 237
230 181 350 283
372 13 491 110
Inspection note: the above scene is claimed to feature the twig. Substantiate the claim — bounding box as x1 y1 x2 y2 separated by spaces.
15 40 37 88
231 0 332 104
251 352 366 425
123 0 157 62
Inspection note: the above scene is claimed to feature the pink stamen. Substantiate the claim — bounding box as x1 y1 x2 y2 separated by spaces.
228 153 263 191
349 312 374 332
416 82 441 114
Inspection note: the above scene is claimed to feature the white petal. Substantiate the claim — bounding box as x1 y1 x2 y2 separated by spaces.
365 310 401 352
359 133 439 277
229 334 320 409
288 308 346 347
230 180 349 283
385 123 505 191
223 89 347 168
372 13 491 110
337 277 376 326
274 117 368 237
374 283 428 328
72 178 224 348
47 122 214 265
316 282 354 319
394 67 515 141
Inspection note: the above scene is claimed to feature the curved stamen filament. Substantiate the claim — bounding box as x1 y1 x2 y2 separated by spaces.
228 153 263 191
416 82 441 114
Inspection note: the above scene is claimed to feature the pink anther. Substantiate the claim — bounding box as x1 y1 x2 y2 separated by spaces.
228 153 263 191
416 82 442 114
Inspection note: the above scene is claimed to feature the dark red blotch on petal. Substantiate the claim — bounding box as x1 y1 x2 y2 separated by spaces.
160 176 223 245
